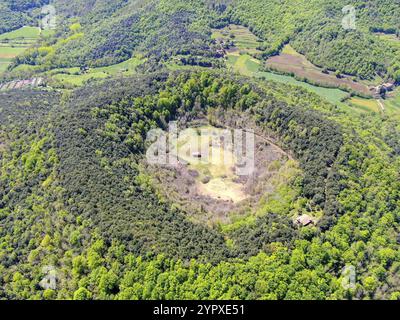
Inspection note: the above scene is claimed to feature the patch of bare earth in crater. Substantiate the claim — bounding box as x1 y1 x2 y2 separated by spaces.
146 121 292 224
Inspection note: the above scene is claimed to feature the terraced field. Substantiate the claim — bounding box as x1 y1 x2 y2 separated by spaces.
212 24 263 56
0 26 41 74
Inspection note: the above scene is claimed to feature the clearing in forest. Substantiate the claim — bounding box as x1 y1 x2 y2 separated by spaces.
212 24 263 56
48 56 144 87
0 26 41 74
348 97 381 113
172 126 248 202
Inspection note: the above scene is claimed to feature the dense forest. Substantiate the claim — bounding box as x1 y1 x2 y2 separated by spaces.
1 71 400 299
0 0 49 33
5 0 399 83
1 0 400 301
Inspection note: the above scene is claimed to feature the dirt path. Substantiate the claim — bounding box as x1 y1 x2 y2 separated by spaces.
377 99 385 111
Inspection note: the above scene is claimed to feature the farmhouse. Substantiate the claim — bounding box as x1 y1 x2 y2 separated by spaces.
372 82 396 98
383 83 395 91
295 214 315 227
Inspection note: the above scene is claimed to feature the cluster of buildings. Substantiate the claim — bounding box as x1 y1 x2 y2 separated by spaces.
0 78 43 91
215 37 230 56
372 82 396 98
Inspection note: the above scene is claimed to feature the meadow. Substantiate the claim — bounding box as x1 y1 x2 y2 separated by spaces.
265 45 372 96
49 56 144 87
173 126 247 202
0 26 41 75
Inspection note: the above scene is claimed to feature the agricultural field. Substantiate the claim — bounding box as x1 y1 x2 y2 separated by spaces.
227 54 260 76
383 89 400 115
213 26 350 107
212 24 263 56
375 33 400 49
0 26 41 74
49 56 144 87
348 97 382 113
265 45 372 96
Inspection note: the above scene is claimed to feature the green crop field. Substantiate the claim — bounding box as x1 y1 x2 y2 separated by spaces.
226 52 349 107
0 26 41 75
0 26 40 40
49 57 144 87
219 27 350 108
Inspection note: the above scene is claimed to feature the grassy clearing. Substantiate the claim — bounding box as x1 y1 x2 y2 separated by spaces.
0 26 41 40
384 90 400 115
348 97 381 113
376 33 400 49
50 57 143 87
227 54 260 76
212 24 262 55
173 126 247 202
0 26 41 76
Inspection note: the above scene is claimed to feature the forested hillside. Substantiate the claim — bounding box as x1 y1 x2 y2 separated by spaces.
0 0 49 33
1 0 400 301
1 71 400 299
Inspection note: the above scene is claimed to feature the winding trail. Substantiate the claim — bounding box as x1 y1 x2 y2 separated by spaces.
377 99 385 112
